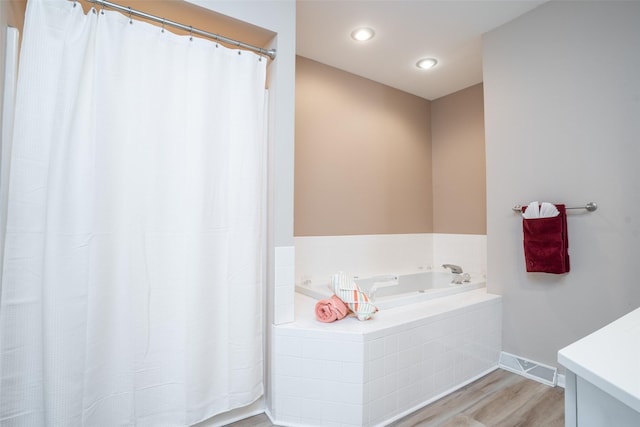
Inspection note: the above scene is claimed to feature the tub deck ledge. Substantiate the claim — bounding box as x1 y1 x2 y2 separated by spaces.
280 287 500 338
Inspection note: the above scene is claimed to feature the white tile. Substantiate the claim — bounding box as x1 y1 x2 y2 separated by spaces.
274 303 294 325
302 338 362 363
421 374 435 399
294 234 434 284
433 351 448 374
363 402 373 426
330 381 363 405
299 398 324 422
424 320 444 341
384 334 399 355
432 233 487 276
298 378 331 401
275 285 294 307
384 353 399 376
276 355 301 377
363 359 371 385
397 367 414 389
275 245 295 266
397 348 414 370
370 338 385 360
383 390 399 420
341 361 364 384
324 359 342 376
409 327 424 347
368 357 385 381
397 329 413 352
299 358 325 380
278 395 301 417
275 246 295 288
326 402 362 425
274 333 302 357
369 398 387 427
300 338 327 360
421 357 435 380
340 341 364 363
398 382 421 412
276 375 301 396
384 372 398 395
433 370 448 394
275 265 295 287
368 377 386 402
300 359 342 382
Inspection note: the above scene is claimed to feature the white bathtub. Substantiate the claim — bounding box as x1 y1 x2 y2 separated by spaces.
295 271 486 309
272 288 502 427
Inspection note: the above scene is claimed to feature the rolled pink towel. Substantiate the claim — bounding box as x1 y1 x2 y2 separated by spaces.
315 294 350 323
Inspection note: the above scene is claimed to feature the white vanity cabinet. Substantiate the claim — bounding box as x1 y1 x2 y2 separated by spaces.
558 307 640 427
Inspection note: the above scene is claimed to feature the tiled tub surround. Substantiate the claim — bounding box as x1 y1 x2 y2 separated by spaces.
294 234 487 288
271 289 502 427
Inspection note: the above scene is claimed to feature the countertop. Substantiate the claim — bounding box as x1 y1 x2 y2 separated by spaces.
558 306 640 413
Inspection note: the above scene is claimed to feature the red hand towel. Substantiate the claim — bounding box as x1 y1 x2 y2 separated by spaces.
522 204 570 274
315 294 350 323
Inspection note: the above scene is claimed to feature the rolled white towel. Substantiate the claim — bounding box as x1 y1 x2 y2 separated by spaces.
522 201 540 219
539 202 560 218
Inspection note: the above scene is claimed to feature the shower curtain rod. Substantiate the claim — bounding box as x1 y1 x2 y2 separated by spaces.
84 0 276 60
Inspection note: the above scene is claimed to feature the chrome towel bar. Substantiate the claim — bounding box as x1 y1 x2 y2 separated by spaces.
512 202 597 213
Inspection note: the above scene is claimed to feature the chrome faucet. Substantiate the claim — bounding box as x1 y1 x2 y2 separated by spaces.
442 264 470 284
442 264 463 274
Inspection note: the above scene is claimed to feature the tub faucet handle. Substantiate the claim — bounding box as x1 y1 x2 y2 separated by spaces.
442 264 463 274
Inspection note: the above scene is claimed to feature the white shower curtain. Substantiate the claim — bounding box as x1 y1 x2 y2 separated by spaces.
0 1 266 425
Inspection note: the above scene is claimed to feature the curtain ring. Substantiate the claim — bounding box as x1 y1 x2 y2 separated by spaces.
189 26 193 41
128 7 133 24
73 1 77 8
161 18 165 33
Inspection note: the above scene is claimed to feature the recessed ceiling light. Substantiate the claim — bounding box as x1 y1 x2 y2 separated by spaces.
351 27 375 42
416 58 438 70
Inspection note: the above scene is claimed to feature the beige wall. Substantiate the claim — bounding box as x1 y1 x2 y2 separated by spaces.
432 83 486 234
0 1 25 31
294 56 433 236
0 0 26 123
295 56 486 237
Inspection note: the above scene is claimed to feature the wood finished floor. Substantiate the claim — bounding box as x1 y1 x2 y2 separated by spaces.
224 369 564 427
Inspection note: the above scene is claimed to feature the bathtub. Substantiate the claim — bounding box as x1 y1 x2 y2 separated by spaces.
295 271 485 309
273 284 501 427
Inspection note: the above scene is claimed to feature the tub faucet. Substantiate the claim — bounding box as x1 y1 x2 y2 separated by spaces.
442 264 463 274
442 264 470 284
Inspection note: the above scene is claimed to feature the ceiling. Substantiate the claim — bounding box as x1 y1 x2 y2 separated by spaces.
296 0 547 100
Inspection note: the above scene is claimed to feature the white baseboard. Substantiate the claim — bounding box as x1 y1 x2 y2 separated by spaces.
556 373 566 388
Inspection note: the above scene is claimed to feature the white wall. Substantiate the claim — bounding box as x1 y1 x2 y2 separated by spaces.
483 0 640 369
